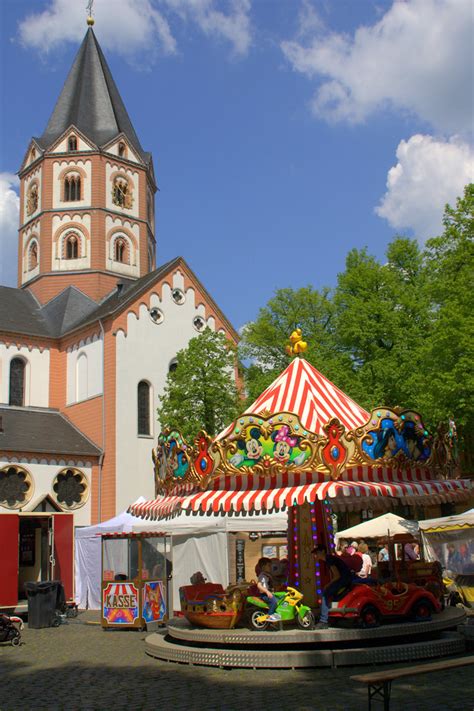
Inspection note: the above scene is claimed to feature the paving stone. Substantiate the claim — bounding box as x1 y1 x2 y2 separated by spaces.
1 611 473 710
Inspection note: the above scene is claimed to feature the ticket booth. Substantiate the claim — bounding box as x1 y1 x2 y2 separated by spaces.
101 532 171 629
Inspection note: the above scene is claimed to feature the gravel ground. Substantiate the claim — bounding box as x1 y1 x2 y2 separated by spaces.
1 611 473 711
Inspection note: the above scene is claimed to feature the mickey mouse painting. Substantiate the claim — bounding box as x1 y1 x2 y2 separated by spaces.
230 427 264 467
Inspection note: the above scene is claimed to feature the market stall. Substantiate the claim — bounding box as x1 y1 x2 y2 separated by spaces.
419 509 474 575
335 512 419 540
77 505 287 611
101 532 171 629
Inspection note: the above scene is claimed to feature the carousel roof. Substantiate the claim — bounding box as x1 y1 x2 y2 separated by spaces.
220 357 369 438
130 467 471 519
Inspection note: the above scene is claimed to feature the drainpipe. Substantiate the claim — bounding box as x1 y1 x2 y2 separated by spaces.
98 319 106 523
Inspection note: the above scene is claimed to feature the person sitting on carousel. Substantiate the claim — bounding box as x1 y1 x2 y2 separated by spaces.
255 557 280 622
312 544 353 629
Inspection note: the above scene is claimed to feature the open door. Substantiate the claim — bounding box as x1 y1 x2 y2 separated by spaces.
0 515 19 607
53 514 74 600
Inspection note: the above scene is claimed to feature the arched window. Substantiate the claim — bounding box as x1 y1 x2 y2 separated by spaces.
137 381 151 435
76 353 88 401
65 233 79 259
9 358 26 406
118 142 126 158
28 241 38 270
68 135 78 151
26 183 38 216
112 177 132 209
114 238 127 263
31 147 36 160
64 174 81 201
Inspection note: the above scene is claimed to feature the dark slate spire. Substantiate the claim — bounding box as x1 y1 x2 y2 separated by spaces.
38 28 146 160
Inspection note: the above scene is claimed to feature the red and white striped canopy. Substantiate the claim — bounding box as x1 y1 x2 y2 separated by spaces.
219 357 369 439
129 467 472 520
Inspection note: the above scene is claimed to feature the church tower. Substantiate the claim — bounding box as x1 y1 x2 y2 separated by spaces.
17 26 157 304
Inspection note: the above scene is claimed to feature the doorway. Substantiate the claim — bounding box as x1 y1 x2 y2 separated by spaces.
18 516 52 599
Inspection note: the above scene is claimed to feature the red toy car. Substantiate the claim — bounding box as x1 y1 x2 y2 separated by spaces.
329 581 442 627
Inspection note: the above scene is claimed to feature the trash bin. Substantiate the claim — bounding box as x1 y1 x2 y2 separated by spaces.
25 581 62 629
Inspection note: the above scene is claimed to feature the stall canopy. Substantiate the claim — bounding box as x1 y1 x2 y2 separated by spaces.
418 509 474 575
335 512 419 540
130 357 471 521
75 503 287 611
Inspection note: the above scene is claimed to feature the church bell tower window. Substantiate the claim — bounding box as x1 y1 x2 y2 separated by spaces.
114 238 127 263
64 174 81 201
68 135 78 152
26 183 38 216
112 176 133 209
65 233 79 259
118 142 126 158
28 241 38 270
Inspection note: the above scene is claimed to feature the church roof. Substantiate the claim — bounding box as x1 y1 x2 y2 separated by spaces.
1 257 238 341
0 287 52 338
37 28 147 162
0 406 102 456
40 286 98 337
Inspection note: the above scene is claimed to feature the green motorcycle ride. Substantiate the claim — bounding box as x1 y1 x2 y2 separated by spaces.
246 585 315 630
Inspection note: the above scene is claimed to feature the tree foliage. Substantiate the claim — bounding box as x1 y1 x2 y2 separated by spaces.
157 329 240 442
240 185 474 469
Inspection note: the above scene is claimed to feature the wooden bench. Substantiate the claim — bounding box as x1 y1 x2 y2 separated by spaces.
351 655 474 710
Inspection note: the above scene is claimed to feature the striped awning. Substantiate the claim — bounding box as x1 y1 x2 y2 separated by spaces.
218 357 369 439
129 467 472 520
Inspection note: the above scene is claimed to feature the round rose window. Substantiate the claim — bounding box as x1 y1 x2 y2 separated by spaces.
0 466 33 509
53 468 89 509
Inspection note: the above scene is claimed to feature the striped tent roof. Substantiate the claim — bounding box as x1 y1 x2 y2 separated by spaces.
220 357 369 438
129 468 472 519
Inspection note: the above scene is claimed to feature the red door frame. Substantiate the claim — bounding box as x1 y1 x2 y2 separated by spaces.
0 515 19 607
0 512 74 607
52 513 74 599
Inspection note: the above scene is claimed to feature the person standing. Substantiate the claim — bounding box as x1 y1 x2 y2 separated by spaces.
312 544 352 629
357 543 373 579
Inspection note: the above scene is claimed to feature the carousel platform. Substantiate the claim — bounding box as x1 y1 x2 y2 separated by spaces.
145 607 467 668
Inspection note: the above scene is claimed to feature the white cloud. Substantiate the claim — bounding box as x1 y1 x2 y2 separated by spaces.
162 0 252 55
18 0 176 59
0 173 20 288
376 135 474 240
17 0 252 61
281 0 472 134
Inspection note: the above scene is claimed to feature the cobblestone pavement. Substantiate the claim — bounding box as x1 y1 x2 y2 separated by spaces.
1 612 473 711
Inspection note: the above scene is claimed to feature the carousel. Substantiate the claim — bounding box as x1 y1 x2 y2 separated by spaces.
130 333 472 668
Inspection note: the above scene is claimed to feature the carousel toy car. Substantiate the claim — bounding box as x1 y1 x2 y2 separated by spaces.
179 580 245 629
328 581 441 627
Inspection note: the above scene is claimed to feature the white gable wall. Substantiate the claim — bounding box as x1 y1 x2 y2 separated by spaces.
114 273 217 512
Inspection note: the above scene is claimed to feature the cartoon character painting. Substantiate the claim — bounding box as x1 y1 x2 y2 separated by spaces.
363 416 430 462
373 426 400 459
271 425 306 466
229 424 307 468
230 427 264 467
142 581 166 623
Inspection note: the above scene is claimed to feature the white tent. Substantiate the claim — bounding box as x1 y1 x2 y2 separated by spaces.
418 509 474 575
335 512 418 540
75 502 287 612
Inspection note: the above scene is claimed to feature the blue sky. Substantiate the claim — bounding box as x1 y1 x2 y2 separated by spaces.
0 0 472 330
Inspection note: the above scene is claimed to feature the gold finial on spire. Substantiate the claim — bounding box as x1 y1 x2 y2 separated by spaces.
286 328 308 357
86 0 95 25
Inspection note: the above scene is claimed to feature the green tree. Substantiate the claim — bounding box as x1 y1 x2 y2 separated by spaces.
157 329 240 442
418 184 474 468
333 237 429 408
240 286 352 405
